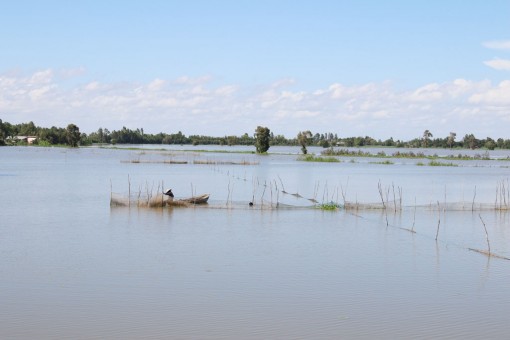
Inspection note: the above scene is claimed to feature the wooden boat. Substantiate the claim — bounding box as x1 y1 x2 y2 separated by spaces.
177 194 210 204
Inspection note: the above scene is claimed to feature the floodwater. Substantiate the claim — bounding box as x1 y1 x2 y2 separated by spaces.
1 145 509 339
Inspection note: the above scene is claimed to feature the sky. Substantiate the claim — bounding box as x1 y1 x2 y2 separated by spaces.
1 0 509 139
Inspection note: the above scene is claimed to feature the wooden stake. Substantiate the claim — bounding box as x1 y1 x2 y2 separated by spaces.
435 201 441 241
478 214 491 255
472 185 477 211
412 197 417 232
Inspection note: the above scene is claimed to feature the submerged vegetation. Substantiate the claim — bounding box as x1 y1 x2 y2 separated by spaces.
298 155 340 162
123 159 259 165
416 160 458 167
322 148 497 161
428 160 458 167
370 160 394 165
316 202 341 210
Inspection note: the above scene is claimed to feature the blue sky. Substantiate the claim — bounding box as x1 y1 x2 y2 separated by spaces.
1 0 510 139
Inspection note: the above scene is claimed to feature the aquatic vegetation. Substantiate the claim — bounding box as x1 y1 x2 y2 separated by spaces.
322 147 498 161
392 151 427 158
121 157 259 166
428 160 458 167
107 146 170 151
322 148 373 157
187 149 256 154
370 160 394 165
121 159 188 164
317 202 341 210
298 155 340 162
193 159 259 165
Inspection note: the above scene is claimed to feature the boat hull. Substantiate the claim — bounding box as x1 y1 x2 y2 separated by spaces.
177 194 210 204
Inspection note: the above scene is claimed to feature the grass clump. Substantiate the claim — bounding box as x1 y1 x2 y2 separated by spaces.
317 202 341 210
370 160 394 165
428 160 458 167
298 155 340 163
322 148 372 157
323 147 495 161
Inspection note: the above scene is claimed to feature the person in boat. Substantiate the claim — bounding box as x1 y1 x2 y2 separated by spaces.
163 188 209 204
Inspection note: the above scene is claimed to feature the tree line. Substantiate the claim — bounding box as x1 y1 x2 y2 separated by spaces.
0 120 81 147
2 119 510 152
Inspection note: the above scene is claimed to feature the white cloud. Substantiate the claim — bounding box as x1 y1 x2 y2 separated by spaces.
29 69 54 85
174 75 211 85
147 78 166 91
484 58 510 71
469 80 510 105
483 40 510 50
447 79 485 97
215 85 237 96
326 82 379 100
372 110 389 118
294 110 319 118
84 81 100 91
59 67 86 79
408 83 443 102
2 69 510 139
483 40 510 72
269 78 296 89
281 90 305 102
29 85 54 101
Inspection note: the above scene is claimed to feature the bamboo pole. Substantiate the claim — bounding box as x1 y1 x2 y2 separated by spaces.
478 214 491 255
435 201 441 241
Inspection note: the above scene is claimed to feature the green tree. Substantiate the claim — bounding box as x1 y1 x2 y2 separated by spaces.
447 132 456 149
485 137 496 150
0 119 4 145
422 130 433 148
463 134 478 149
297 130 312 154
254 126 271 153
319 139 330 148
240 133 252 145
383 137 395 147
19 121 37 136
497 138 505 149
66 123 81 147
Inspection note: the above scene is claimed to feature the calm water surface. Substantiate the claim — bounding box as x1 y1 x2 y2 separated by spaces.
1 146 509 339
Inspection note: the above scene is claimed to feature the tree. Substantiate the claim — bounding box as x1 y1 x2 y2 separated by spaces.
463 134 478 150
19 121 37 136
384 137 395 147
297 130 312 154
66 123 81 147
319 139 330 148
485 137 496 150
254 126 271 153
422 130 433 148
0 119 4 145
447 132 456 149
